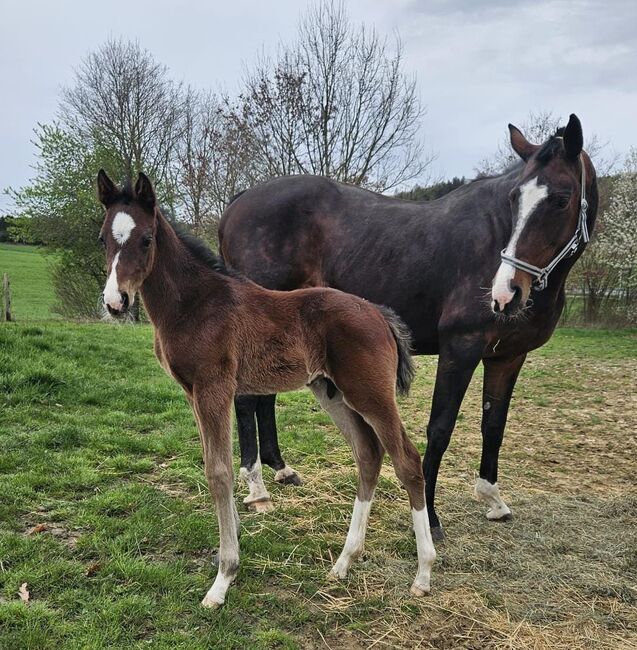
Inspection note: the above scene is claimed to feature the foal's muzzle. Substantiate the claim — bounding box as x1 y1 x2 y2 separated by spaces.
105 291 129 317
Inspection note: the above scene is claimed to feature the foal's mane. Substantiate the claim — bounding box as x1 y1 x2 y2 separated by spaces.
168 222 244 280
114 180 243 280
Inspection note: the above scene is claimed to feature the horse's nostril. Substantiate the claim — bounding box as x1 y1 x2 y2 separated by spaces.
121 292 129 310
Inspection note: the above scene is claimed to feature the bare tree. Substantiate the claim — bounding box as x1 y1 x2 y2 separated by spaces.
174 91 261 239
60 38 186 194
236 1 431 191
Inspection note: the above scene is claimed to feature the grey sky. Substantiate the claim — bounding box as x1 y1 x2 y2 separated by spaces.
1 0 635 213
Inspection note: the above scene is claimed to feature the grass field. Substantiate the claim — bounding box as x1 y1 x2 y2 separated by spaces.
0 321 636 649
0 243 57 321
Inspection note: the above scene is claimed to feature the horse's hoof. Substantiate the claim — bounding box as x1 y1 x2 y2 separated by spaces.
201 595 223 609
430 526 445 543
410 582 431 597
246 498 275 513
274 467 303 486
489 511 513 523
328 568 345 581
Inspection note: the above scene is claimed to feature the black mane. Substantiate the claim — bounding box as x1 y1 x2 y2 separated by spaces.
168 221 245 280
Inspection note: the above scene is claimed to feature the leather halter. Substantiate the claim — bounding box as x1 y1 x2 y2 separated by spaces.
500 154 590 291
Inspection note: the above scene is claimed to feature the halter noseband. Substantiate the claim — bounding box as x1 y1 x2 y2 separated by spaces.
500 154 590 291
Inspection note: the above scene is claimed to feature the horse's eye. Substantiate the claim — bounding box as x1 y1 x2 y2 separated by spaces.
141 234 153 249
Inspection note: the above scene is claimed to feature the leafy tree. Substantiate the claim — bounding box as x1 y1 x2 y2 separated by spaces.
9 125 118 319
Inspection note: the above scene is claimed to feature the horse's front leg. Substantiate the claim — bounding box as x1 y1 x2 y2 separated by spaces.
424 341 482 541
474 353 526 522
193 383 240 608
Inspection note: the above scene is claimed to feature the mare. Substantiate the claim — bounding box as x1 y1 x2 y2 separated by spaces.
97 170 436 607
219 114 598 540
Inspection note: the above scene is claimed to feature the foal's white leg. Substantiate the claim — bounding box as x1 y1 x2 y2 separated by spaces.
309 378 382 580
239 459 274 512
474 477 512 521
331 496 374 579
410 499 436 596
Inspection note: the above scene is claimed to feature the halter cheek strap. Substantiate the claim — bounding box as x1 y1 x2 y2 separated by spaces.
500 153 590 291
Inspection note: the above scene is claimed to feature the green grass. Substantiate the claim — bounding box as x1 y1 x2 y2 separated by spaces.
0 322 636 649
0 244 57 320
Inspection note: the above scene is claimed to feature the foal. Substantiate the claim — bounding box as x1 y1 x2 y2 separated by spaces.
97 170 436 608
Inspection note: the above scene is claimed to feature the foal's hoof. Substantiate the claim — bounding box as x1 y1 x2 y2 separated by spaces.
274 466 303 486
430 526 445 543
201 595 223 609
246 498 275 513
328 567 346 581
410 581 431 597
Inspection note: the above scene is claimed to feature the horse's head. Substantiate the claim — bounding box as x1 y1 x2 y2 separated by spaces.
491 114 597 317
97 170 158 317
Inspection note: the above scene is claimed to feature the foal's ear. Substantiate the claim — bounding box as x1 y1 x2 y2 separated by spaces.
134 172 156 211
563 113 583 161
508 124 539 162
97 169 118 207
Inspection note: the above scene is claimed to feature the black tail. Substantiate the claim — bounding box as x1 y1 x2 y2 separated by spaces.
377 305 415 396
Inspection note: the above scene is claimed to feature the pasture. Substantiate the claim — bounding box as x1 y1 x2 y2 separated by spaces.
0 243 636 648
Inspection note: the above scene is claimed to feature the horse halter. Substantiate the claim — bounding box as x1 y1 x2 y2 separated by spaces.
500 154 590 291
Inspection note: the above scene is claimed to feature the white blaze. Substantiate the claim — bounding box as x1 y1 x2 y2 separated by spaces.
112 211 136 245
103 251 122 310
492 176 548 310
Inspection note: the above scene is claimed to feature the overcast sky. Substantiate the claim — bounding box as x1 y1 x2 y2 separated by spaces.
1 0 635 213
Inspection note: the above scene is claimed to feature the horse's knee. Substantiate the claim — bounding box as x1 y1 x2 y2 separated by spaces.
205 463 233 495
425 425 453 458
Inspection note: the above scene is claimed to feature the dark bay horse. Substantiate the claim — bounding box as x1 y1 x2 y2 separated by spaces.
97 170 436 607
219 114 598 540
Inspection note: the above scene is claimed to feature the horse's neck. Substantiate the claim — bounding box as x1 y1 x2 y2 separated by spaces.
141 214 234 331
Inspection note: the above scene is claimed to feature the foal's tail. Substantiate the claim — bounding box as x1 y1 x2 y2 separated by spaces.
377 305 415 396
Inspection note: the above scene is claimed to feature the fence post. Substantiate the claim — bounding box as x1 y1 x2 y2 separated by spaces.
3 272 11 322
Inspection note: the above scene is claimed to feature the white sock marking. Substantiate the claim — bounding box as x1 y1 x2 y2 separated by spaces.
332 497 373 578
112 211 136 245
492 176 548 309
239 458 271 505
411 505 436 594
474 477 512 520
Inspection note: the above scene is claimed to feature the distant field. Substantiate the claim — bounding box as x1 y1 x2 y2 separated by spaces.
0 243 57 320
0 322 635 649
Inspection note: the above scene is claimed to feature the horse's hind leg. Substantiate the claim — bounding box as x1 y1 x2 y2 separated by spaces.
333 371 436 595
236 395 273 513
475 353 526 522
309 379 383 579
256 395 303 486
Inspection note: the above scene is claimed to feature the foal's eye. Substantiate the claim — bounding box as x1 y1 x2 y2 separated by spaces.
141 234 153 249
98 234 106 248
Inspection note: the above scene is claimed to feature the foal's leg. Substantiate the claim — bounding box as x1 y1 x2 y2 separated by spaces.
424 343 482 540
309 379 383 579
475 353 526 521
256 395 302 486
235 395 273 513
193 384 240 608
333 373 436 595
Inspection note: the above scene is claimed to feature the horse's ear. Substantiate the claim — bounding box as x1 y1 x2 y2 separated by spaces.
97 169 118 207
508 124 539 162
134 172 156 211
563 114 583 161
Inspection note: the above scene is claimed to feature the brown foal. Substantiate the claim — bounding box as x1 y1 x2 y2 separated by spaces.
97 170 436 608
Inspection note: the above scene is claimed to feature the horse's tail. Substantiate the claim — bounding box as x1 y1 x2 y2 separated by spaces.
377 305 415 396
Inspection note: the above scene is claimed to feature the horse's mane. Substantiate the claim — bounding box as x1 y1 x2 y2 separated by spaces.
168 222 245 280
